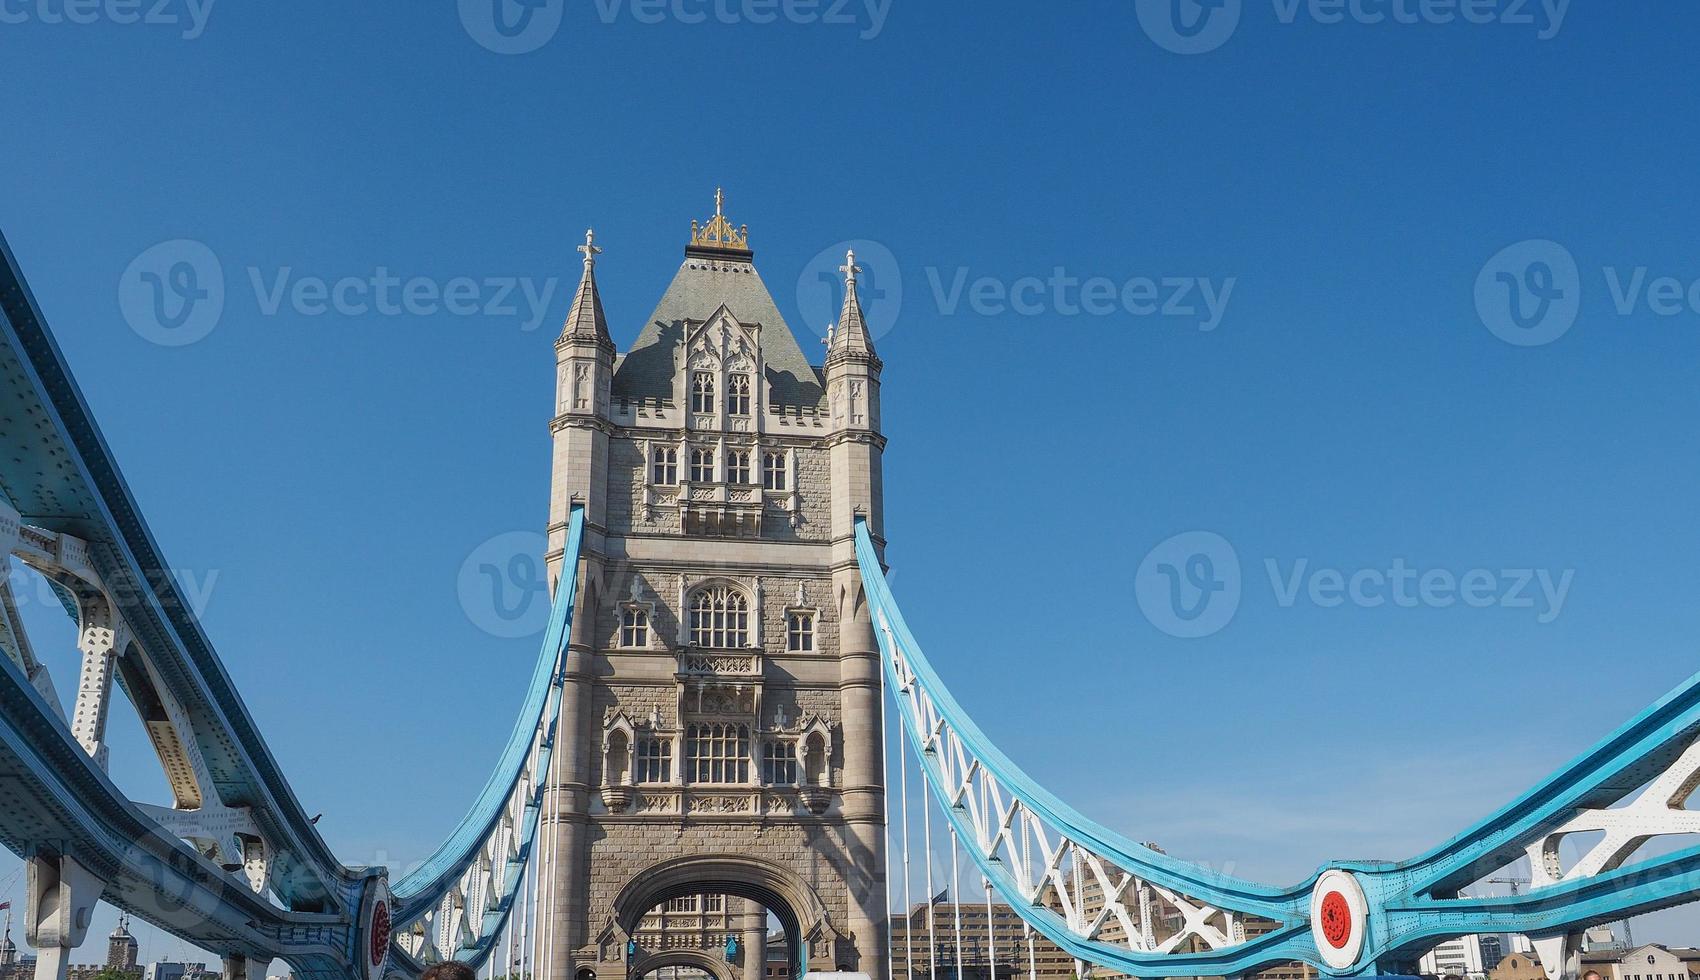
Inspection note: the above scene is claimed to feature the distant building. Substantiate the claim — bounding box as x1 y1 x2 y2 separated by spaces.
142 961 213 980
1481 936 1506 973
1580 944 1698 980
1420 934 1487 978
1585 925 1633 954
0 918 143 980
889 896 1075 980
108 918 139 972
764 932 790 980
1489 951 1548 980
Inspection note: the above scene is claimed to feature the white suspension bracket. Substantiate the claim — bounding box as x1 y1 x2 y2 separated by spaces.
126 640 276 894
136 802 274 894
221 953 266 980
25 853 107 980
70 616 128 771
1524 736 1700 979
3 509 135 771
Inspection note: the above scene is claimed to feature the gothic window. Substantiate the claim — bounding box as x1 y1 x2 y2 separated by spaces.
665 896 698 913
652 446 678 485
690 447 715 483
762 451 787 491
726 374 752 415
687 723 750 784
704 894 724 913
762 740 797 785
635 737 671 783
689 586 749 648
620 607 649 648
727 449 751 484
692 372 716 414
786 612 815 652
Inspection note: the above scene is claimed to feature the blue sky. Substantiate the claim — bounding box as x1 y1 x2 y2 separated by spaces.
4 0 1700 967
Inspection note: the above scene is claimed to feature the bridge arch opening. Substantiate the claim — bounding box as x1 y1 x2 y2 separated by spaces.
613 855 833 980
631 948 735 980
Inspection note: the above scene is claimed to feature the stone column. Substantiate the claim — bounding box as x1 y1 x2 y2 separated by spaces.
541 560 600 980
836 570 887 980
740 901 766 980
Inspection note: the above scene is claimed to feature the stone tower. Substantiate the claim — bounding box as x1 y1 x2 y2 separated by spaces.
107 915 138 971
539 193 888 980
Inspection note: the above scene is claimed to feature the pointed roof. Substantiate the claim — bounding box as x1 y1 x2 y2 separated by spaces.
827 249 877 362
559 228 612 347
612 193 824 409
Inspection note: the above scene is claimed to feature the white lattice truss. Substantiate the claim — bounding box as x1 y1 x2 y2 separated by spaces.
1526 737 1700 978
399 725 548 964
878 614 1246 958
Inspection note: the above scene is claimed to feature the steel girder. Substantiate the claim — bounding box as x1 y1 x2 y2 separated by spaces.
0 229 585 980
855 520 1700 979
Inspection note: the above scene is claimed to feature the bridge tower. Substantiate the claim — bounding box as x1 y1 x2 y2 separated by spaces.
539 194 889 980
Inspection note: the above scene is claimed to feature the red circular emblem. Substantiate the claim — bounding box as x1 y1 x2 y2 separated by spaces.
370 900 392 968
1319 891 1352 950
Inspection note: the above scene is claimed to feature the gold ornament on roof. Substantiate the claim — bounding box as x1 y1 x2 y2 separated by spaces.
689 187 750 251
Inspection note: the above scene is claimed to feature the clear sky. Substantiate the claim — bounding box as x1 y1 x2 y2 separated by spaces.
3 0 1700 968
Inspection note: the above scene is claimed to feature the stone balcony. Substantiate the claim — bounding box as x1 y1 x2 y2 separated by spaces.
675 649 762 678
678 480 764 537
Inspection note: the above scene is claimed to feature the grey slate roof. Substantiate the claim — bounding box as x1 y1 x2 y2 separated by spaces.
559 259 610 343
611 254 826 410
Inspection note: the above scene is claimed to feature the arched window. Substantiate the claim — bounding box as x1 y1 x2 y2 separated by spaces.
786 612 814 652
687 723 750 784
727 449 751 484
726 373 751 416
620 607 649 648
691 372 716 414
762 740 797 784
690 447 715 483
689 586 750 648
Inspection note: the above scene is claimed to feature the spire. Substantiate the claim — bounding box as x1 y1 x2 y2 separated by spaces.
560 228 611 346
827 249 877 360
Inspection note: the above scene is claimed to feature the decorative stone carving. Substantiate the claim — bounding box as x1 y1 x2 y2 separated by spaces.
635 792 681 814
799 786 831 816
691 794 754 815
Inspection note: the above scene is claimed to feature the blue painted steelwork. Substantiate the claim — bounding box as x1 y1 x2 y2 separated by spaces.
855 519 1700 978
0 230 348 915
392 505 584 967
0 230 585 980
